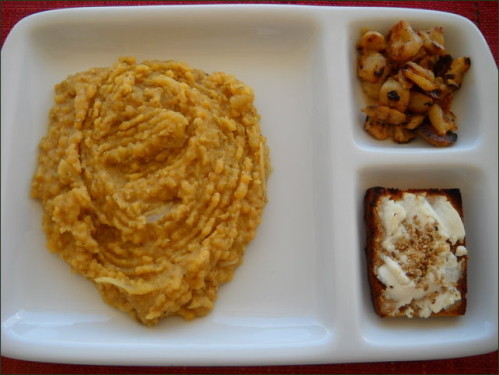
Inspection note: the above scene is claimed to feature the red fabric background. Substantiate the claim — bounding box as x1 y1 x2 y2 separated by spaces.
1 1 497 374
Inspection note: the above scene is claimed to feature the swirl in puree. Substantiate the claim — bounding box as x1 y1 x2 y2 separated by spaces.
31 57 270 326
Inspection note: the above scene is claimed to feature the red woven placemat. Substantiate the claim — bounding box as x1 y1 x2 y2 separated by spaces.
1 1 497 374
2 351 498 374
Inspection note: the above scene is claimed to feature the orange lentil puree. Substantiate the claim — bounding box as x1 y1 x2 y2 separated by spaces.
31 57 271 326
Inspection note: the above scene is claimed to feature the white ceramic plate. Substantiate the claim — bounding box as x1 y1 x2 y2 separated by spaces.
1 5 497 366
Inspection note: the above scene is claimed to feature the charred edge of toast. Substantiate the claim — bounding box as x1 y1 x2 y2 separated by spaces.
363 186 467 317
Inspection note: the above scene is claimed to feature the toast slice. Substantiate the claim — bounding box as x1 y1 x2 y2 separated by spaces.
364 187 467 318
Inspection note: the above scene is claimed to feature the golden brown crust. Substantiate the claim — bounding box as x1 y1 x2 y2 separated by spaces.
364 187 467 318
416 121 458 147
364 187 387 317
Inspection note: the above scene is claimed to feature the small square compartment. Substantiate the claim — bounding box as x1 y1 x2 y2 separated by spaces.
347 14 486 151
354 165 497 356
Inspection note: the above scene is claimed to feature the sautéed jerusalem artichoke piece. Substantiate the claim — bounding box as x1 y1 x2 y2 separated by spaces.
356 20 471 147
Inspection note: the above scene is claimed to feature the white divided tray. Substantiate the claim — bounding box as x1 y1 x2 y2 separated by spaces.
1 5 497 366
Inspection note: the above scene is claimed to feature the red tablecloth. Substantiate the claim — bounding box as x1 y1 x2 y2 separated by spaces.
1 1 497 374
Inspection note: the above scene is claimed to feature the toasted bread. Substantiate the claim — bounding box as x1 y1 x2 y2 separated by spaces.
364 187 467 318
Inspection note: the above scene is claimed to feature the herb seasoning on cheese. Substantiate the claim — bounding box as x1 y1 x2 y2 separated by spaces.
364 187 468 318
376 193 466 317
